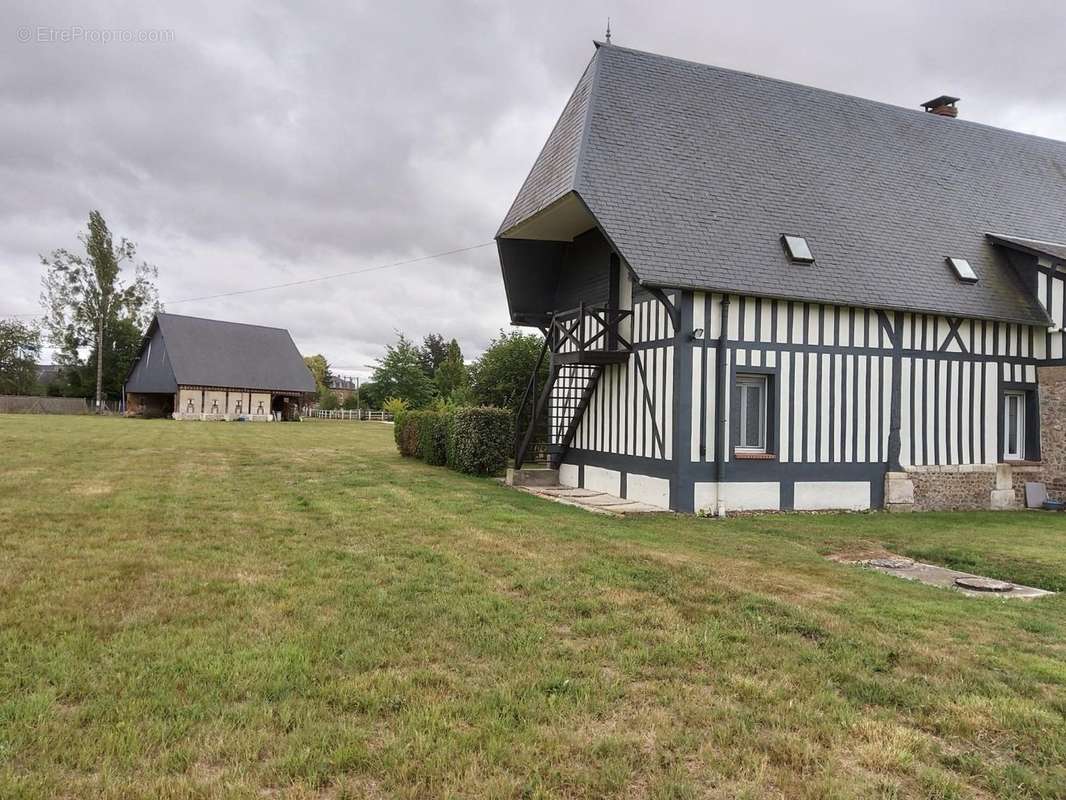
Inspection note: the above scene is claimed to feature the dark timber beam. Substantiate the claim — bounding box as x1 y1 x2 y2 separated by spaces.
647 287 681 331
715 295 732 512
671 291 695 511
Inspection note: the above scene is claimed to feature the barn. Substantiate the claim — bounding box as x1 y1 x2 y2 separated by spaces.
497 41 1066 513
124 313 317 420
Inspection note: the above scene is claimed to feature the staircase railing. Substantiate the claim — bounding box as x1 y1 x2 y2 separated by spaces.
548 303 633 355
513 333 551 468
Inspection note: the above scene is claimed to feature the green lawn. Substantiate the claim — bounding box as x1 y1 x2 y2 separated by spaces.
1 416 1064 799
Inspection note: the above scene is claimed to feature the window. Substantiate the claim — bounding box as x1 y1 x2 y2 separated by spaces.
947 257 978 284
782 235 814 263
736 375 768 452
1004 391 1025 460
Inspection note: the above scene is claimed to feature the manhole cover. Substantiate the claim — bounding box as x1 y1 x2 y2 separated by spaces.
867 558 914 569
955 576 1014 592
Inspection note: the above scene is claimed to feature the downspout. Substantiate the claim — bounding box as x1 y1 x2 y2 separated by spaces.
715 296 731 517
887 310 904 473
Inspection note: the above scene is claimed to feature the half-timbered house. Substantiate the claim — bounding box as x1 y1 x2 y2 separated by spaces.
498 41 1066 513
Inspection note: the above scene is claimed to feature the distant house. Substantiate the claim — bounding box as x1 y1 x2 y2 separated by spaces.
329 375 357 402
124 313 317 420
498 41 1066 513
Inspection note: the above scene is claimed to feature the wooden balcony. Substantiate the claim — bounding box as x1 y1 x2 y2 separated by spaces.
548 303 632 365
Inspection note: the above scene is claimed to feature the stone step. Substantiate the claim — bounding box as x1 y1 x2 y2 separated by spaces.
505 467 559 487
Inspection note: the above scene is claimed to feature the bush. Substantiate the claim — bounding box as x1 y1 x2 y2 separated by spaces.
418 410 452 466
341 394 360 411
383 397 409 417
394 409 419 456
450 407 513 476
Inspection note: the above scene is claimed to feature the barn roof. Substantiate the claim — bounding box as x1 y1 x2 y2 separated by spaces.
126 313 316 393
498 42 1066 325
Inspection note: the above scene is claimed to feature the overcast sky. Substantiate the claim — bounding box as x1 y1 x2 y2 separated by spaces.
4 1 1066 376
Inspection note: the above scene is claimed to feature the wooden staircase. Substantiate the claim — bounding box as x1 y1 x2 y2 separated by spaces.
514 303 631 469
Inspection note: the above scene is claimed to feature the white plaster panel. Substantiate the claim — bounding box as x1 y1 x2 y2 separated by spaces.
625 473 670 509
558 463 579 488
693 482 780 513
584 465 621 496
794 481 871 511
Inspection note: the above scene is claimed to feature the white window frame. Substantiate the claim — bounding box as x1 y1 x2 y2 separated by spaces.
1004 390 1025 461
736 374 768 453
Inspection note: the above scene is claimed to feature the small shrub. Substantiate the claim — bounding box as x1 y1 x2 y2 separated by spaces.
383 397 410 417
450 407 513 476
341 394 360 411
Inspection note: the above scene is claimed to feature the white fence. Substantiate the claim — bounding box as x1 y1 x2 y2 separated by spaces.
309 409 394 422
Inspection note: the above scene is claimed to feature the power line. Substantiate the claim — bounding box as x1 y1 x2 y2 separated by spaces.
165 241 495 305
1 240 496 318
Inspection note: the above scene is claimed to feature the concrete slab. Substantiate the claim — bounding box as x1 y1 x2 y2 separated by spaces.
510 484 669 515
536 487 601 498
579 494 637 507
834 553 1053 599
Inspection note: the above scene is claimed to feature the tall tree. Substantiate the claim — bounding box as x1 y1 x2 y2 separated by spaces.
40 210 158 409
0 319 42 396
303 354 333 394
434 338 468 399
372 333 435 408
470 329 547 413
418 333 448 377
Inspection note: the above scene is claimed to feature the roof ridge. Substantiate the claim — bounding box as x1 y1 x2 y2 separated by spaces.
157 311 289 333
572 44 602 196
495 49 601 237
596 41 1066 148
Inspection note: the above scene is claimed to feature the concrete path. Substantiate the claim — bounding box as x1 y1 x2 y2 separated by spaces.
832 554 1054 599
514 484 669 516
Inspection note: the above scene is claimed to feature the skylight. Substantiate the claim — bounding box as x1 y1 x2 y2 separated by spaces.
782 235 814 263
947 257 978 284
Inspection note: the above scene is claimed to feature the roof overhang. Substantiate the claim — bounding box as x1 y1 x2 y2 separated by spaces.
497 191 597 242
987 233 1066 267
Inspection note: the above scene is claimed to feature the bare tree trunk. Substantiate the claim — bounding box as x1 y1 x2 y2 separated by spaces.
95 307 104 413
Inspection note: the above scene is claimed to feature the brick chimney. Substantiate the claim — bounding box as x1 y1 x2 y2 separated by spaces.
922 95 960 118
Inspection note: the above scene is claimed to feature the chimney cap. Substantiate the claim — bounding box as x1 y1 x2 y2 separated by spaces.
921 95 960 111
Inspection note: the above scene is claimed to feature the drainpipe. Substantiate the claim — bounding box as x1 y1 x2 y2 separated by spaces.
715 296 731 517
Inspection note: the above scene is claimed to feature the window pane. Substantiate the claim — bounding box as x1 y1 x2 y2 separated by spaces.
744 384 763 447
1006 394 1020 456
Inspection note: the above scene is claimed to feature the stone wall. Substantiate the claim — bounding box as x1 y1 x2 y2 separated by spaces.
1038 366 1066 500
1011 465 1047 506
906 465 998 511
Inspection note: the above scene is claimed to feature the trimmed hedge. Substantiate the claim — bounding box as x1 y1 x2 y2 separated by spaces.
392 405 513 477
418 410 451 466
393 410 419 456
450 407 513 476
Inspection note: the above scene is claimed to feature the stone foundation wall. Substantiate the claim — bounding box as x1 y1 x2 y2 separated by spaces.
1039 366 1066 500
1011 465 1048 506
907 465 997 511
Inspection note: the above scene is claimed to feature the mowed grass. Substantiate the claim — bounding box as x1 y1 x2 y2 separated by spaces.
0 417 1064 799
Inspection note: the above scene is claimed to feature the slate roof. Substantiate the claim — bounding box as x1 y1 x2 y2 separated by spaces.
498 42 1066 325
128 313 316 393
